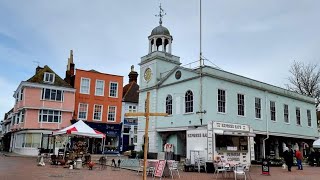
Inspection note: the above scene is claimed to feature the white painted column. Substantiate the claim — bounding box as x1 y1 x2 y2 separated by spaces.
168 39 172 54
148 39 152 53
153 38 157 52
162 37 165 52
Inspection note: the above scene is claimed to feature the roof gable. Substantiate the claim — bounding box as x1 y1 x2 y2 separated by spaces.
158 66 198 87
27 65 72 88
122 82 139 103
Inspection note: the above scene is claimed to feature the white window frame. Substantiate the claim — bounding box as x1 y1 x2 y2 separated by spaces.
43 72 55 83
296 107 301 125
109 82 118 98
93 104 103 121
217 89 226 113
80 77 91 94
128 105 137 113
95 80 105 96
307 109 312 127
185 90 194 113
166 94 173 115
78 103 88 120
284 104 289 123
107 106 117 122
270 101 276 121
237 94 245 116
255 97 261 119
38 109 62 123
41 88 64 101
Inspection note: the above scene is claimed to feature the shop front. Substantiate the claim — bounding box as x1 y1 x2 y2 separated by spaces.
71 120 122 154
208 121 255 165
122 118 138 152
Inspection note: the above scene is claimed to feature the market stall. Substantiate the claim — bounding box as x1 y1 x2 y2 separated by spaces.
52 120 106 164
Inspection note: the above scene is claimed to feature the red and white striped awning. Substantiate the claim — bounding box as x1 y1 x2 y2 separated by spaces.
53 120 105 138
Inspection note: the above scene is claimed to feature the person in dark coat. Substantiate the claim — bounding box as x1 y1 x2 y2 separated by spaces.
283 147 293 172
309 148 315 166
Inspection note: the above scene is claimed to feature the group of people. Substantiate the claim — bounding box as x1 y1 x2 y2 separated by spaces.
283 147 304 172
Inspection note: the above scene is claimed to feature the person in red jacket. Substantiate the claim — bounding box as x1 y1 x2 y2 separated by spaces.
295 149 303 170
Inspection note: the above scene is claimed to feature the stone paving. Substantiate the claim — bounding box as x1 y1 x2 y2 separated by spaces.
1 155 320 180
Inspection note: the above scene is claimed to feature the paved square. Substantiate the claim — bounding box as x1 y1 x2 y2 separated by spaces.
1 156 320 180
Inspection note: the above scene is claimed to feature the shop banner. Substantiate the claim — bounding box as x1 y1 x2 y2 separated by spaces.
154 160 166 177
261 159 270 175
213 122 249 132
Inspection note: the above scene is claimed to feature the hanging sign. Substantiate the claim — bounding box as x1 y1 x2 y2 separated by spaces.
154 160 166 178
213 122 249 132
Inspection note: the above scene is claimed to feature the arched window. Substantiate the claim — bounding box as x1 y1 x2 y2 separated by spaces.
166 95 173 115
185 90 193 113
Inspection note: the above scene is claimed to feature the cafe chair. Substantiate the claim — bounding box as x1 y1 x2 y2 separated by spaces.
169 161 180 179
213 162 227 179
244 164 252 180
234 164 247 180
137 160 144 175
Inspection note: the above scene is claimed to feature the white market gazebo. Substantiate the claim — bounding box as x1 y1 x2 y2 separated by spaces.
313 138 320 149
53 120 105 138
52 120 106 157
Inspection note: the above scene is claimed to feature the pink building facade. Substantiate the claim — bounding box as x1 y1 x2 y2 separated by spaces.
10 65 75 156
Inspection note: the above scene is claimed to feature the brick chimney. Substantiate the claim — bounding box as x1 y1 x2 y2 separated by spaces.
64 50 75 86
128 65 138 83
35 66 43 74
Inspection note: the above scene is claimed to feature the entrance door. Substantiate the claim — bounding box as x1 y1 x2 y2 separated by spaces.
122 135 129 152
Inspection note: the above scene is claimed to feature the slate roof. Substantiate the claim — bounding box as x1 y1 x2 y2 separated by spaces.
27 65 72 88
122 81 139 103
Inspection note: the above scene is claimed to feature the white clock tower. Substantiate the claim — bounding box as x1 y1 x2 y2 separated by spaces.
136 4 181 153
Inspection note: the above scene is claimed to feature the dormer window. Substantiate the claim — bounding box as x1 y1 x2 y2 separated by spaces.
44 72 55 83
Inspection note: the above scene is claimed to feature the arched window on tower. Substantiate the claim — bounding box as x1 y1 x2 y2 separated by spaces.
185 90 193 113
166 95 172 115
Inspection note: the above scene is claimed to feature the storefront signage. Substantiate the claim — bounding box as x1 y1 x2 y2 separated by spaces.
226 152 240 161
213 122 249 132
262 159 270 175
187 133 207 138
124 118 138 126
154 160 166 177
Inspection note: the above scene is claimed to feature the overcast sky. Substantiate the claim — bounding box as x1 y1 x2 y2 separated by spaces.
1 0 320 119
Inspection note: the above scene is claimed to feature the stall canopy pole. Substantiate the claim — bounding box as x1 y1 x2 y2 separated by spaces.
63 135 68 160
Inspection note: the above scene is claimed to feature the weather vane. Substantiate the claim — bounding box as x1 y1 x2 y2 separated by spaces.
155 3 166 25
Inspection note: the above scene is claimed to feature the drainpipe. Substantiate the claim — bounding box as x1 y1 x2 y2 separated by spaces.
263 91 269 159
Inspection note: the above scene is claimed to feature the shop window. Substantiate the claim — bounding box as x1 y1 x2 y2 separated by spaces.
270 101 276 121
185 90 193 113
307 109 311 127
216 135 248 151
237 94 245 116
296 107 301 125
255 97 261 119
166 95 173 115
15 133 41 148
218 89 226 113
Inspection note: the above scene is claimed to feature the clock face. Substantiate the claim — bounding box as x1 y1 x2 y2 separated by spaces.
144 68 152 82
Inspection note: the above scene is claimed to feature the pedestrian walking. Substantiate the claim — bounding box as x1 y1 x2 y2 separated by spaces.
283 147 293 172
295 148 303 170
309 148 315 166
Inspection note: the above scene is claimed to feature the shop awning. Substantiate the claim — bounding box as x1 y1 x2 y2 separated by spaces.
313 138 320 148
214 129 255 137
